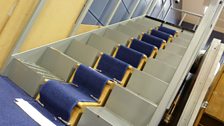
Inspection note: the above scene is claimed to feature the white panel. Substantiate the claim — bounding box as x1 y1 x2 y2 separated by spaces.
103 28 131 45
143 59 176 83
83 107 130 126
6 59 44 97
127 70 168 104
37 47 78 81
172 37 190 48
178 31 194 41
134 18 161 29
65 41 99 66
105 85 157 126
87 34 117 55
22 62 60 81
78 108 112 126
125 21 149 32
115 24 142 37
165 43 187 56
156 50 183 67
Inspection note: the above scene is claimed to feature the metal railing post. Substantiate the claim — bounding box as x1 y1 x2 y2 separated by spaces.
144 0 158 16
163 3 172 20
128 0 141 19
105 0 121 25
171 7 203 18
69 0 94 36
178 12 187 26
157 0 169 19
193 17 202 31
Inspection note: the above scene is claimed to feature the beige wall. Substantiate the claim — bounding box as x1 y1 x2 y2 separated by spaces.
0 0 18 33
182 0 224 33
0 0 38 69
20 0 87 51
182 0 205 23
76 24 101 35
0 0 89 70
215 10 224 33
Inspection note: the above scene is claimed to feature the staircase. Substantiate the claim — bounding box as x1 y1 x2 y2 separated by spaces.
0 16 197 126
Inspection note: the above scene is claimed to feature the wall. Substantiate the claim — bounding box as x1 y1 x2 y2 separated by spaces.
215 10 224 33
0 0 89 70
20 0 87 51
0 0 38 69
182 0 204 23
0 0 18 33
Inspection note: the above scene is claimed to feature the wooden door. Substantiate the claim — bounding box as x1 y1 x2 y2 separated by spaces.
194 65 224 126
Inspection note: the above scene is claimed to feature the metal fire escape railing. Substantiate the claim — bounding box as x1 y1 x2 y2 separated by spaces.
156 0 204 31
157 0 204 31
149 0 224 125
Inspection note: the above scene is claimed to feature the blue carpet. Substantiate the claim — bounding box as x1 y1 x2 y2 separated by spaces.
0 76 65 126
